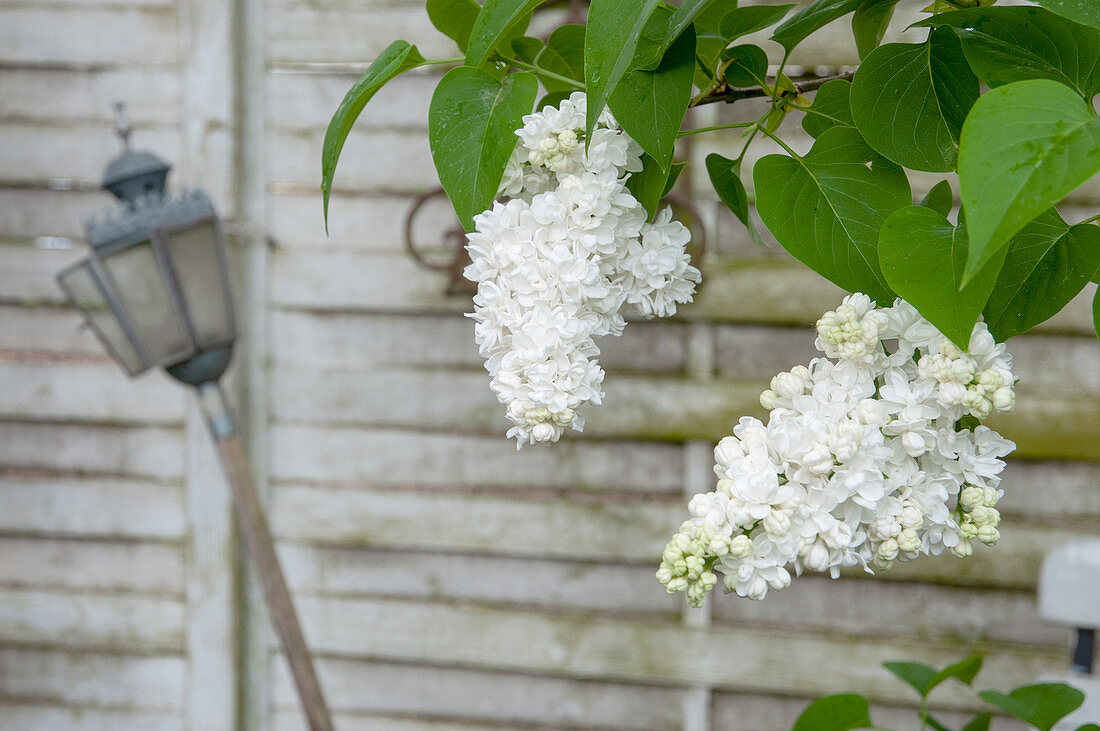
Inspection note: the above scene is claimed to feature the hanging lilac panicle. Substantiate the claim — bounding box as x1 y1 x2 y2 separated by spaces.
465 92 701 448
658 295 1017 606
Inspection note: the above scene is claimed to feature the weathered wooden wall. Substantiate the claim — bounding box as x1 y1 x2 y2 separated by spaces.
1 0 1098 729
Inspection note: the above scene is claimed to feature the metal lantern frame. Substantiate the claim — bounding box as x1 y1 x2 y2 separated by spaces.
57 190 236 378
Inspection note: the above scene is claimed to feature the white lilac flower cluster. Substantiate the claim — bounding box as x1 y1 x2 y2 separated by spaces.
657 295 1017 606
465 92 701 448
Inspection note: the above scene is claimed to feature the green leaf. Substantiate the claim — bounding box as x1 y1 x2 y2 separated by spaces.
961 712 993 731
1079 723 1100 731
1095 287 1100 343
627 154 683 219
608 26 695 171
802 79 854 138
958 79 1100 284
722 44 769 87
850 28 979 172
920 180 954 217
771 0 863 54
512 36 543 63
546 24 585 82
584 0 662 139
707 152 765 247
321 40 427 228
792 694 873 731
883 661 938 697
721 4 796 43
753 126 910 302
635 0 729 70
512 35 581 93
978 683 1085 731
852 0 900 60
983 210 1100 340
927 654 984 694
428 67 537 231
926 715 952 731
692 1 739 86
1031 0 1100 31
465 0 544 68
536 90 570 110
427 0 481 53
914 6 1100 100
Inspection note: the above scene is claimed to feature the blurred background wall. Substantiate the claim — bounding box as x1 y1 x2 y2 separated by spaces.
0 0 1097 729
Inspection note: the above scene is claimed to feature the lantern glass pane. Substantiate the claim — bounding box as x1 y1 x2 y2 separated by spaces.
164 222 234 347
101 240 192 365
58 261 145 374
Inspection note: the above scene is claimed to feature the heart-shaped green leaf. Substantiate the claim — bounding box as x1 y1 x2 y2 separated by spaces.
721 44 769 87
850 27 979 172
321 40 427 228
546 24 585 82
884 661 937 698
914 7 1100 100
880 207 1003 348
465 0 544 67
584 0 661 139
1031 0 1100 30
427 0 481 53
707 153 765 247
754 126 910 302
802 79 855 138
983 210 1100 340
428 67 537 231
920 180 954 217
608 26 695 171
792 694 873 731
979 683 1085 731
852 0 901 60
958 79 1100 284
771 0 863 53
960 713 993 731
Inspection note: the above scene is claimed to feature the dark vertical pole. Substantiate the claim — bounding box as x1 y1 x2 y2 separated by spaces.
198 382 334 731
1073 628 1095 674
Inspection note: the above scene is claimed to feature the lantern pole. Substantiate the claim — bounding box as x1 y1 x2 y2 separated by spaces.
197 381 335 731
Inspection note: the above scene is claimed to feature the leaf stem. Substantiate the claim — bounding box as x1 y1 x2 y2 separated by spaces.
501 56 585 90
677 121 757 138
1078 212 1100 225
755 123 800 159
420 56 465 66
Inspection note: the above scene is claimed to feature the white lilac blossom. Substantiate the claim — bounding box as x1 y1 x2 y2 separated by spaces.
658 295 1017 605
466 92 701 448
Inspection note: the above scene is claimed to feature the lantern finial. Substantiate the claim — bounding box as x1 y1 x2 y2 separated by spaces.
113 102 133 150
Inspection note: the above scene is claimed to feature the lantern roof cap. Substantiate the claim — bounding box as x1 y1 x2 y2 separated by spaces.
101 102 171 201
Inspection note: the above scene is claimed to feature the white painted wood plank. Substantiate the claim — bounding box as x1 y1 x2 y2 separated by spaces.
269 364 1100 459
269 128 437 193
0 705 183 731
267 6 457 65
0 478 185 539
0 537 184 594
272 480 1100 589
270 425 685 492
0 6 178 66
712 575 1065 648
271 711 544 731
266 70 434 132
0 589 185 652
270 658 685 730
270 311 687 373
0 361 184 424
289 596 1065 709
0 648 184 711
0 422 184 478
280 544 680 614
273 485 677 563
0 125 180 186
0 68 180 125
0 188 108 241
268 191 447 253
0 305 109 356
0 243 84 304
